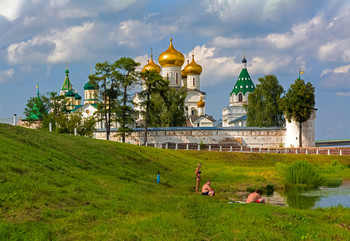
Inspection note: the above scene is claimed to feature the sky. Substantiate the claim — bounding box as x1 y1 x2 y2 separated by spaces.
0 0 350 140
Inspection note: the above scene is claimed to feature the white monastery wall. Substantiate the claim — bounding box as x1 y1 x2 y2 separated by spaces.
285 110 316 147
95 127 288 148
95 109 316 147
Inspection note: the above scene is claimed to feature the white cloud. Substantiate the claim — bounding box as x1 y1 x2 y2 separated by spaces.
49 0 70 8
318 41 339 61
265 16 324 49
335 91 350 96
7 22 98 64
183 45 291 86
58 9 97 19
321 64 350 76
205 0 293 22
111 19 180 48
319 65 350 89
212 36 253 48
0 68 15 83
106 0 140 11
0 0 24 21
134 54 149 72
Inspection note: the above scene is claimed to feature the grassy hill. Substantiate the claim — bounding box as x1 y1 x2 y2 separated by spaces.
0 124 349 240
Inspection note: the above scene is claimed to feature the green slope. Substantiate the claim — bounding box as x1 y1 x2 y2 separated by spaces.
0 124 349 240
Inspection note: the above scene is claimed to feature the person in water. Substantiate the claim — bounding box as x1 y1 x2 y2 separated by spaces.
246 189 265 204
202 180 215 196
195 163 202 193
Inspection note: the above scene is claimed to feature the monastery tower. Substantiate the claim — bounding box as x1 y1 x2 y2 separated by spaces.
222 55 255 127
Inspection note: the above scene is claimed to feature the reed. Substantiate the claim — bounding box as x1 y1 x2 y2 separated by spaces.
285 160 323 188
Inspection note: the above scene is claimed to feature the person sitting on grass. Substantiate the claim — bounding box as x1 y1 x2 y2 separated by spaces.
246 189 265 204
202 180 215 196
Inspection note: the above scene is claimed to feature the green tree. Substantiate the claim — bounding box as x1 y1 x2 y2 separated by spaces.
41 92 68 131
24 90 48 121
89 62 119 140
139 71 169 144
245 74 284 127
279 79 315 147
148 86 187 127
53 112 96 137
113 57 140 142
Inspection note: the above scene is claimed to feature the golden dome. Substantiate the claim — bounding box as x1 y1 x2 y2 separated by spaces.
197 96 205 108
181 69 186 79
141 55 161 73
181 60 189 79
158 38 185 67
183 54 202 75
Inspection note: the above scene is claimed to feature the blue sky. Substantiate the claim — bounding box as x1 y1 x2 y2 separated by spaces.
1 0 350 140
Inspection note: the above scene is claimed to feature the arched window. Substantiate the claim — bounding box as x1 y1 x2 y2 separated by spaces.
191 108 197 116
193 77 195 87
238 93 243 102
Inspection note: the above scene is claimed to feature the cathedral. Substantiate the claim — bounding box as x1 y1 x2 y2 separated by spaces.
55 41 256 129
222 56 255 127
59 63 101 122
134 38 215 127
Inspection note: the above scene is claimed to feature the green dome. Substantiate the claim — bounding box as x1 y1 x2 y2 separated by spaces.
65 89 75 97
84 82 98 90
75 92 82 100
230 58 255 96
62 67 72 91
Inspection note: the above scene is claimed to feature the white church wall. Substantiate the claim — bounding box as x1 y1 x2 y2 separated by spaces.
187 74 200 89
222 106 247 127
161 66 182 87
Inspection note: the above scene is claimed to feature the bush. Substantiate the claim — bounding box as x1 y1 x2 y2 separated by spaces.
285 160 323 188
274 162 287 178
199 140 205 150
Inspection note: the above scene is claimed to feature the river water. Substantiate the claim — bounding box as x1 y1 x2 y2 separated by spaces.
264 181 350 209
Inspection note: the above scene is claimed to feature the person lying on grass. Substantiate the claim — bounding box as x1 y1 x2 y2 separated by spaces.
202 180 215 196
246 189 265 204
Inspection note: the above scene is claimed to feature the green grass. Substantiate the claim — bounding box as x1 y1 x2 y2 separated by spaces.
0 124 349 240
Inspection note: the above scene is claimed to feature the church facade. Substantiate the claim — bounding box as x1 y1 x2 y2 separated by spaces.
134 38 215 127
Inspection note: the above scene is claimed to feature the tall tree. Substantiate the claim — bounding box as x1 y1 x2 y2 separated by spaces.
245 74 284 127
41 92 68 131
279 79 315 147
148 86 187 127
139 71 169 144
24 89 48 121
89 62 119 140
113 57 140 142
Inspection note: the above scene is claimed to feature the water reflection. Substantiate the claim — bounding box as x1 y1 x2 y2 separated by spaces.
286 190 319 209
262 181 350 209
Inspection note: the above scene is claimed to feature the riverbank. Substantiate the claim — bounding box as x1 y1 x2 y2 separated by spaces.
0 124 349 240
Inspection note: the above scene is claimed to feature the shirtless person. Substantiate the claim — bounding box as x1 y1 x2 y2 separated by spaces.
195 163 202 194
202 180 215 196
246 189 265 204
